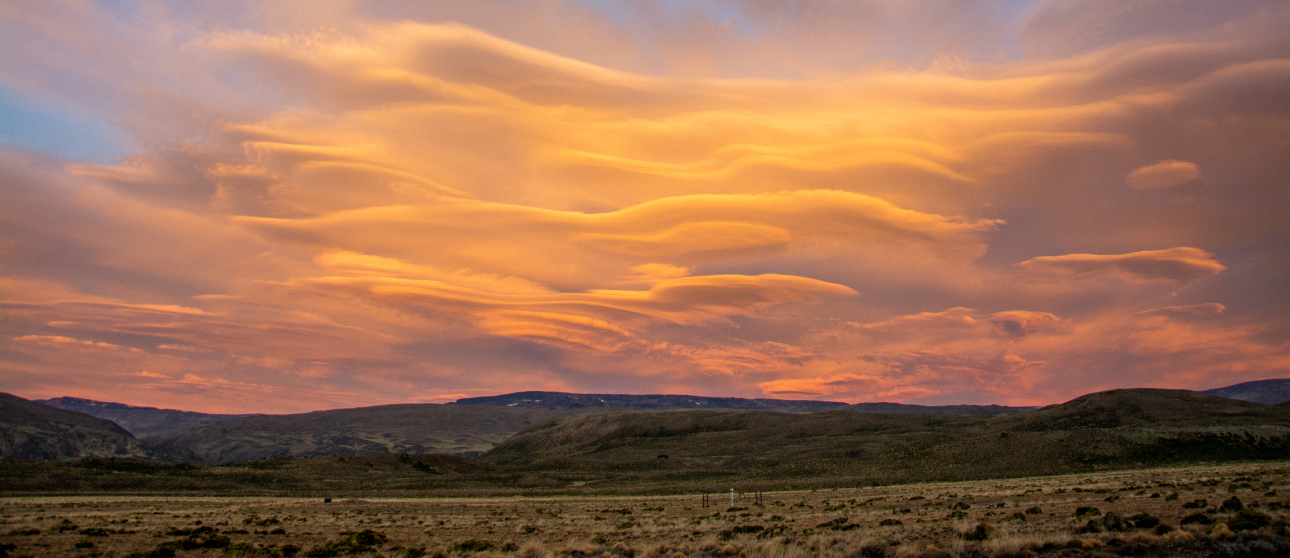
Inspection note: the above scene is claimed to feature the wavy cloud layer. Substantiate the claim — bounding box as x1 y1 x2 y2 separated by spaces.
1 1 1287 412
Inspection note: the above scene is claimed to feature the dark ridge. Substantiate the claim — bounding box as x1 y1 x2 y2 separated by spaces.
37 396 257 438
847 402 1036 415
449 391 849 411
0 392 170 461
451 391 1035 415
141 403 589 463
482 388 1290 480
1204 378 1290 405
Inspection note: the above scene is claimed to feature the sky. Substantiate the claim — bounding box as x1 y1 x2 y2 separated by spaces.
1 0 1288 414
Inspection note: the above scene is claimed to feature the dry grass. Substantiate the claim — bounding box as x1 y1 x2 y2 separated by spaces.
2 462 1289 557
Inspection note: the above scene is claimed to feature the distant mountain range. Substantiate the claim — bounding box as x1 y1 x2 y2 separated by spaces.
452 391 849 411
1202 378 1290 405
36 397 257 438
451 391 1035 415
2 378 1286 463
142 403 589 462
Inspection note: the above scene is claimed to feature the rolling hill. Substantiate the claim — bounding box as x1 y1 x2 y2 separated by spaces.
451 391 850 411
1204 378 1290 405
142 403 597 463
26 391 1032 463
37 396 255 438
5 388 1290 494
452 391 1034 414
0 393 162 460
480 389 1290 489
7 385 1289 475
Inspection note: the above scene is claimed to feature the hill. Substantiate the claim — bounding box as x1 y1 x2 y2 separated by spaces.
846 401 1035 415
143 403 600 463
0 393 163 460
14 391 1029 464
451 391 1033 414
451 391 848 412
1204 378 1290 405
480 389 1290 490
5 388 1290 494
37 396 255 438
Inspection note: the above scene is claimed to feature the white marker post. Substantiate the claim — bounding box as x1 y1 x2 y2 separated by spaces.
730 488 734 508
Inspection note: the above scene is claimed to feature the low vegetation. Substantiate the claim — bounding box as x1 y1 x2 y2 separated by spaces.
3 462 1290 557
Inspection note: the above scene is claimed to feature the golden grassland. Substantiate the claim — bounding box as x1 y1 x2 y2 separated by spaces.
2 462 1289 558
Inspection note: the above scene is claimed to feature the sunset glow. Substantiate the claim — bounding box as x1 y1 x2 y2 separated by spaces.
2 1 1288 413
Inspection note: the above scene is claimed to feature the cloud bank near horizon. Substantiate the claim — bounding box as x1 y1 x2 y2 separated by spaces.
1 1 1287 413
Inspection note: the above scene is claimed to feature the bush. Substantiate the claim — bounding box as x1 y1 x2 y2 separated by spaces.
1074 506 1101 519
1128 512 1160 529
1221 497 1244 512
1228 510 1271 531
962 523 993 541
304 530 388 557
447 540 493 553
48 520 78 533
855 544 886 558
223 542 301 557
1180 513 1214 525
1183 499 1208 509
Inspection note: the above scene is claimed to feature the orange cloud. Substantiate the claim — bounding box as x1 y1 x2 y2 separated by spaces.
1136 303 1226 319
1125 160 1200 191
1017 248 1226 283
2 3 1287 411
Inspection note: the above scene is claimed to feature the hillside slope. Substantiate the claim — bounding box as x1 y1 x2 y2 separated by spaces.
482 389 1290 487
37 397 255 438
0 393 160 460
145 403 599 463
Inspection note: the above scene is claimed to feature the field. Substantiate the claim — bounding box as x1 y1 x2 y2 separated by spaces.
3 462 1289 558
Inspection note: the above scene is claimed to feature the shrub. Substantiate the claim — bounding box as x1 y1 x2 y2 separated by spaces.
304 530 388 557
1077 519 1104 534
1024 506 1042 515
1073 506 1101 519
126 547 176 558
1128 513 1160 529
1227 510 1271 531
1180 513 1214 525
48 520 78 533
962 523 993 541
1221 497 1244 512
1182 499 1208 509
447 540 493 553
855 544 886 558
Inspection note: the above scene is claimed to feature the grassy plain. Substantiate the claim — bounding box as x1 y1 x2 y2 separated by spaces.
3 462 1289 558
